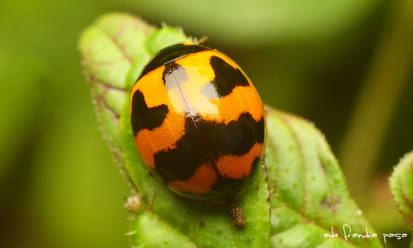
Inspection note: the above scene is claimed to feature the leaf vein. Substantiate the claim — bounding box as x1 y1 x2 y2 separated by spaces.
271 203 356 246
97 27 133 63
279 114 308 216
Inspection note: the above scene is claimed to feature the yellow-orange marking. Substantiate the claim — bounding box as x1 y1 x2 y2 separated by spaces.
131 66 186 167
216 143 263 179
169 163 217 194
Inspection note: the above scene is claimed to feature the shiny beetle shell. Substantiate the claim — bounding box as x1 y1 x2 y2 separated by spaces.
130 44 265 203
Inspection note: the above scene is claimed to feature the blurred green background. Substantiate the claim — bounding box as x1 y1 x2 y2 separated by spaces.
1 0 412 247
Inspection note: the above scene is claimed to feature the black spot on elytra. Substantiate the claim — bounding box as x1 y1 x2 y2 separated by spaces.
200 113 264 156
131 90 168 136
162 61 189 90
201 56 249 99
139 44 209 79
153 116 210 181
153 113 264 182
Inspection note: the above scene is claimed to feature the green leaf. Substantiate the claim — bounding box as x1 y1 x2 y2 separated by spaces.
390 151 413 232
265 109 382 248
79 13 382 248
78 13 155 165
129 211 197 248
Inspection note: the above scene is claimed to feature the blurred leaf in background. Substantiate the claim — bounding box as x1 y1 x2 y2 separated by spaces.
0 0 412 247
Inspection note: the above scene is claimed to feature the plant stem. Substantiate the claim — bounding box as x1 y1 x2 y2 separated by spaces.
339 0 413 203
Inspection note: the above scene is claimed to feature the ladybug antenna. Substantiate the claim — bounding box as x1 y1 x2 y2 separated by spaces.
196 36 208 44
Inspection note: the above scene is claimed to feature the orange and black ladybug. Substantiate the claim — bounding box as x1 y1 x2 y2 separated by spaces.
130 43 265 203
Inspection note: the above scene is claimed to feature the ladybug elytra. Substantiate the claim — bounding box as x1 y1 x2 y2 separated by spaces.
130 43 265 203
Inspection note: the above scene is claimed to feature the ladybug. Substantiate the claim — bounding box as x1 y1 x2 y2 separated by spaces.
130 43 265 203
